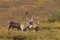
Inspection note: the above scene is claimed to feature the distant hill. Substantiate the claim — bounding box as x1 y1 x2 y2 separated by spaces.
0 0 60 26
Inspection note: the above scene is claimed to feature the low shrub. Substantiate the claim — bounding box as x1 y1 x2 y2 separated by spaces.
48 11 60 23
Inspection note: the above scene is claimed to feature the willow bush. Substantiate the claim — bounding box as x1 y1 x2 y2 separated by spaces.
48 11 60 23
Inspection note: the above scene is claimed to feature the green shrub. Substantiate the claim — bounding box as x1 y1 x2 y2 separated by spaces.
13 34 39 40
13 35 27 40
48 11 60 23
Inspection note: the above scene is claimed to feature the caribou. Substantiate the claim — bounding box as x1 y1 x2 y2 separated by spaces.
8 12 41 32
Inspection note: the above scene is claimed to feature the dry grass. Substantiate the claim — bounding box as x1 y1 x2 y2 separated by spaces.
0 0 60 40
0 27 60 40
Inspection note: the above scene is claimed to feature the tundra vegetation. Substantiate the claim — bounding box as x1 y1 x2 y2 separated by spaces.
0 0 60 40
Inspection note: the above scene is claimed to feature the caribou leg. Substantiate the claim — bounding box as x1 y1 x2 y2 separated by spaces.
17 27 21 32
8 26 11 31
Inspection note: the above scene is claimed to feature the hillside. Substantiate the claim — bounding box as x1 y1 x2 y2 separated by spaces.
0 0 60 26
0 0 60 40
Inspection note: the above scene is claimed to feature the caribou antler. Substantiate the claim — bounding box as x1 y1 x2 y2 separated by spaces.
30 14 34 22
26 17 30 21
